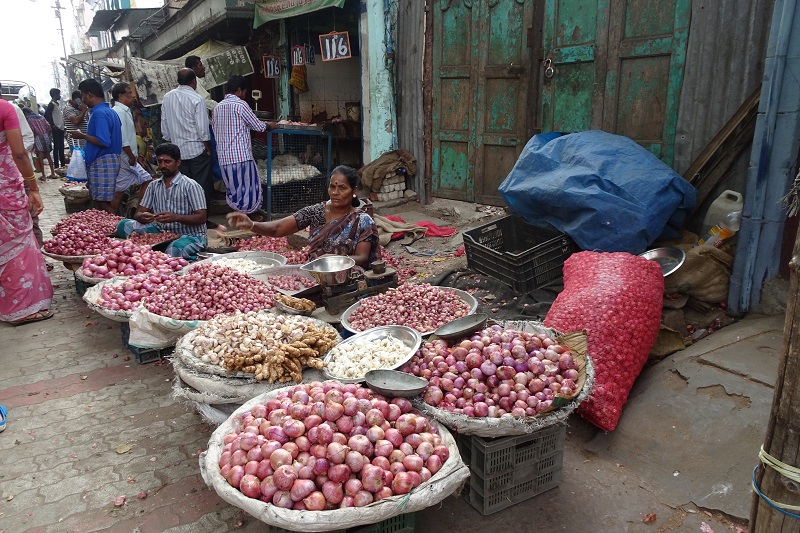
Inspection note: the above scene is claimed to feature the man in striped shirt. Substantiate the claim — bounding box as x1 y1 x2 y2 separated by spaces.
212 75 274 215
161 68 212 219
63 90 89 149
116 143 207 260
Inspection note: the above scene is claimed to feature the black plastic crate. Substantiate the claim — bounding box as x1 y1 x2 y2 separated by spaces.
457 425 566 515
462 216 575 293
120 322 173 364
267 512 414 533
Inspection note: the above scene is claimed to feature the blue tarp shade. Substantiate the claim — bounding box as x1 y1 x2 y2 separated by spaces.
498 131 697 254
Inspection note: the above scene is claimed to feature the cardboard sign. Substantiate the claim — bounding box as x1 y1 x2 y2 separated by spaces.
319 31 352 62
262 56 281 78
291 45 306 67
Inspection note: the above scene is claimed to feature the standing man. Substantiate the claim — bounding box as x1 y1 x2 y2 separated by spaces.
22 108 56 181
161 68 212 219
71 78 122 214
212 75 273 215
185 55 217 112
63 90 89 149
111 82 151 214
44 88 65 170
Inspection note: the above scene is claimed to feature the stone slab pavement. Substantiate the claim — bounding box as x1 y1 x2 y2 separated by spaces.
0 179 782 532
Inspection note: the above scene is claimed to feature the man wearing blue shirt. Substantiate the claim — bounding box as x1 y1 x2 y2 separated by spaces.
71 78 122 214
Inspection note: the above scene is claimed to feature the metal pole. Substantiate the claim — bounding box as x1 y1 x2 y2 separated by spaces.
53 0 71 92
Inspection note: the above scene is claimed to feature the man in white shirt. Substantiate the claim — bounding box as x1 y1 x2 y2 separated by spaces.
111 82 151 214
45 88 65 170
161 68 212 219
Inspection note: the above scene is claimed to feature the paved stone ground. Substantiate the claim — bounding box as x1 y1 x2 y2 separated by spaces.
0 179 774 532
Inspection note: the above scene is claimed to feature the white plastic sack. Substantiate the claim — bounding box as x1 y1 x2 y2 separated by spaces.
66 147 87 182
128 306 206 349
199 386 470 532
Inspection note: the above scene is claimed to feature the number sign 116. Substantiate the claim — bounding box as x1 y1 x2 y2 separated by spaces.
319 31 351 62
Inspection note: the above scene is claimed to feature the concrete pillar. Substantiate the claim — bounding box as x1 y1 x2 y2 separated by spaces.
361 0 396 163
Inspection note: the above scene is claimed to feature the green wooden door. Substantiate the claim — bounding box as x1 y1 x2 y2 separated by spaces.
541 0 689 166
432 0 534 204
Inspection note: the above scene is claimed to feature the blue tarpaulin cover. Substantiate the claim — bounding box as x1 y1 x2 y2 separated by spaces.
498 130 697 254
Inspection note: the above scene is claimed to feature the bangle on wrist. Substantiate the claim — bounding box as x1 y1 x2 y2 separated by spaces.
249 220 255 230
23 174 36 181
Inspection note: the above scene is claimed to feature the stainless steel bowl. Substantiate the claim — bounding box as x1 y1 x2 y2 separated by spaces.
322 325 422 383
364 369 428 398
638 247 686 277
339 287 479 336
434 313 489 341
300 256 355 286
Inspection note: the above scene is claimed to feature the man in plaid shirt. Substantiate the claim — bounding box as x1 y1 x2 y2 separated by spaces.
212 75 274 215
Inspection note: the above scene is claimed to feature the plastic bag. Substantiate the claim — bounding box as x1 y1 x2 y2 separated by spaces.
66 147 87 182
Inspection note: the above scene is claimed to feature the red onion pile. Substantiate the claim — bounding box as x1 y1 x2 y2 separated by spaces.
218 381 450 509
51 209 123 236
403 325 580 418
544 251 663 431
283 247 310 265
237 236 291 252
267 275 318 291
97 270 176 311
143 263 275 320
127 232 180 246
43 228 114 256
379 247 416 284
346 283 469 333
81 241 187 279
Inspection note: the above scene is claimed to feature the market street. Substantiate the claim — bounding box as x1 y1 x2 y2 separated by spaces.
0 179 779 533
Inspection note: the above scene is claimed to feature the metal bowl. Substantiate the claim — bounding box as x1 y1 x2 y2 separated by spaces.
322 326 422 383
434 313 489 341
364 369 428 398
339 287 479 336
638 247 686 277
300 256 355 286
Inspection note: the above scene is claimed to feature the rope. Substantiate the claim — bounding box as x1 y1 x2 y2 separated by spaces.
751 446 800 519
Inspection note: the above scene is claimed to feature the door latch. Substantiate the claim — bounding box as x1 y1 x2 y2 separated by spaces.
543 58 554 79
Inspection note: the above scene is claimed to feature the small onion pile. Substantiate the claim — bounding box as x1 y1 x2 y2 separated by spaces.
197 257 263 274
127 232 180 246
43 228 113 256
97 270 176 311
218 381 450 509
143 263 275 320
346 283 469 333
379 248 415 284
237 236 291 252
51 209 123 236
325 335 410 380
267 275 317 291
283 247 310 265
403 325 580 418
81 241 187 279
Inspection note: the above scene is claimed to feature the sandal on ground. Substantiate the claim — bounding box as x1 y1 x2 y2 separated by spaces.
9 309 54 327
0 405 6 432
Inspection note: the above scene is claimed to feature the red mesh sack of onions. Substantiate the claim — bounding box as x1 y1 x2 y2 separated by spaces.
81 240 188 279
215 381 451 509
544 251 663 431
346 283 469 333
43 227 114 256
143 263 275 320
51 209 123 236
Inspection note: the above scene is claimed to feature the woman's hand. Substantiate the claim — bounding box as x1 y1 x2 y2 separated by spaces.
27 190 43 217
226 212 254 230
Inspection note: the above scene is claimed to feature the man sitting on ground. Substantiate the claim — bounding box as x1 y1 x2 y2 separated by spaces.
115 143 207 260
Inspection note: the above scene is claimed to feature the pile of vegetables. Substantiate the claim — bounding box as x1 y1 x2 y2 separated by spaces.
127 232 180 246
81 241 187 279
346 283 469 333
218 381 450 509
144 263 275 320
51 209 123 236
195 257 264 274
267 275 318 291
402 325 580 418
237 236 291 252
544 251 663 431
282 248 310 265
325 335 410 380
191 312 335 382
43 228 113 256
274 293 316 312
96 270 176 311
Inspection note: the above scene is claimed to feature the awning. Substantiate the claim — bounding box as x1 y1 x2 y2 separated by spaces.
129 40 254 106
253 0 345 28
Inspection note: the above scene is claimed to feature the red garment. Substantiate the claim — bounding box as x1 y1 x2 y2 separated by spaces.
384 215 457 239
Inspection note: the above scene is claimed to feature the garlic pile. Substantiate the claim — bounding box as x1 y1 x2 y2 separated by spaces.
196 257 263 273
325 335 410 379
190 311 338 382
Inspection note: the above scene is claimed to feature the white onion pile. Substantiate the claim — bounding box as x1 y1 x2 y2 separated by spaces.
403 325 580 418
51 209 123 236
267 274 317 291
199 257 263 274
97 270 176 311
81 241 187 279
128 232 180 246
143 263 275 320
218 381 450 509
346 284 469 333
325 336 409 380
237 236 291 252
43 228 113 256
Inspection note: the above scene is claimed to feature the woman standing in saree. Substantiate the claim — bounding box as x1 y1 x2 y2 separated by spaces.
225 165 378 270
